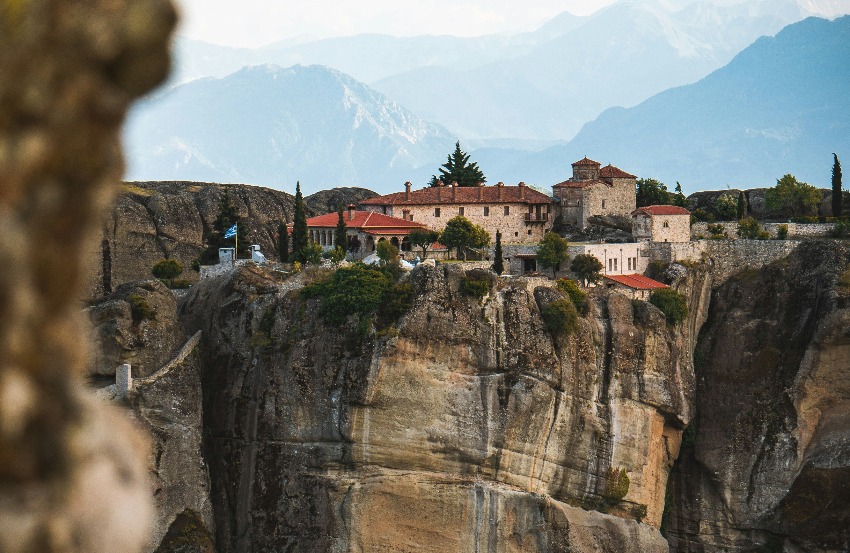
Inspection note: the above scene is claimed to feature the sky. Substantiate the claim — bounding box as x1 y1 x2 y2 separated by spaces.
173 0 619 48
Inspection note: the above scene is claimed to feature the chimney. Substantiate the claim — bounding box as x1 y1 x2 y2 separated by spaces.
438 181 444 201
477 181 484 200
405 181 411 201
497 181 504 201
451 181 458 201
347 204 356 221
519 181 526 200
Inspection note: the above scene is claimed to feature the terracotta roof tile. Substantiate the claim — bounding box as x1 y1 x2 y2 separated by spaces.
360 184 552 206
631 205 691 216
291 211 426 229
553 179 610 189
599 164 637 179
572 157 601 167
604 274 669 290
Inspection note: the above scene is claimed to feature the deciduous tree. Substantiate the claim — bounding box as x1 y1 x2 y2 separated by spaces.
151 259 182 288
408 228 440 259
439 215 488 260
636 178 670 207
571 254 604 287
536 232 570 277
765 174 821 217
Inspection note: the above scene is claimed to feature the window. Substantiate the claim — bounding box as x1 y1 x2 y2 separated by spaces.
403 210 410 221
410 214 414 221
459 207 464 216
528 230 532 235
628 258 632 271
608 259 612 271
663 221 669 228
484 207 489 216
613 258 617 271
602 200 607 209
514 232 519 237
504 206 510 216
435 208 440 217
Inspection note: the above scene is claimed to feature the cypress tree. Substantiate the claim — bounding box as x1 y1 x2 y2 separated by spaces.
493 230 504 275
833 153 843 217
335 203 348 253
277 220 289 262
737 191 746 220
291 181 309 262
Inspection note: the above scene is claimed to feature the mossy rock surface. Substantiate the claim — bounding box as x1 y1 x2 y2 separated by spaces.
154 510 216 553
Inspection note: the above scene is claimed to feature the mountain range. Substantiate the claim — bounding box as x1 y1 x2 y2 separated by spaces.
471 14 850 194
123 65 456 192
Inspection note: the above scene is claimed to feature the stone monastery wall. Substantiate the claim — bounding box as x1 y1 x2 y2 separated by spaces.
692 221 836 239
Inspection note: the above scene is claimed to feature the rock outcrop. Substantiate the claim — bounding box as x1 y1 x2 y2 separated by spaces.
179 261 708 552
687 188 835 221
306 186 379 214
666 241 850 552
85 181 315 299
88 280 187 377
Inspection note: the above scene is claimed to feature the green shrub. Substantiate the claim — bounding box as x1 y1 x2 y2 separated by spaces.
691 208 707 222
632 504 648 523
776 224 789 240
151 258 183 287
460 276 490 298
382 281 414 321
129 294 156 323
714 193 738 220
681 424 696 448
541 299 580 336
830 220 850 238
757 230 771 240
171 279 192 289
603 467 630 501
645 260 668 280
706 223 727 239
556 278 586 310
736 217 761 239
649 288 688 326
837 269 850 293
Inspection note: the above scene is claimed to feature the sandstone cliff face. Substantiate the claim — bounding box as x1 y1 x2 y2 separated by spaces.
88 279 187 377
667 241 850 552
179 262 707 552
305 186 379 214
86 181 312 298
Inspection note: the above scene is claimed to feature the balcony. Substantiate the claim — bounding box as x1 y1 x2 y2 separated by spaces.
524 212 549 223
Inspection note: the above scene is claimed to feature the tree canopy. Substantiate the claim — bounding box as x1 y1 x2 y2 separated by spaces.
570 254 604 287
430 142 486 187
194 187 249 267
672 182 688 208
493 230 504 275
636 178 670 207
714 193 738 221
439 215 489 260
151 259 183 287
650 288 689 326
277 220 289 262
291 181 310 262
765 174 821 217
536 232 570 276
335 204 348 253
833 154 843 217
408 228 441 259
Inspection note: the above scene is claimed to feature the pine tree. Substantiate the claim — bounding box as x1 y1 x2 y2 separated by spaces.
493 230 504 275
291 181 309 262
736 191 746 220
430 142 486 187
335 203 348 253
277 220 289 262
833 153 843 217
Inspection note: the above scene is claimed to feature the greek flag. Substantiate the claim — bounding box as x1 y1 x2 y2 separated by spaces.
224 224 237 238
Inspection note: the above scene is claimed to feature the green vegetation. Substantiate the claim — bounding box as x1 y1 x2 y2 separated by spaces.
429 141 486 187
681 424 697 448
603 467 630 501
493 230 504 275
714 193 738 220
439 215 490 260
129 294 156 323
776 224 789 240
691 208 707 222
277 220 289 262
194 187 249 267
541 299 580 336
556 278 586 310
376 240 399 266
672 182 688 208
832 153 842 217
766 174 821 217
737 191 746 220
460 275 491 298
830 219 850 238
632 504 648 523
536 231 570 276
302 243 323 265
408 228 440 259
706 223 727 239
650 288 689 326
636 178 669 208
322 246 347 266
335 203 348 252
659 481 675 538
837 269 850 294
737 217 770 240
151 259 183 288
571 254 604 287
291 181 310 263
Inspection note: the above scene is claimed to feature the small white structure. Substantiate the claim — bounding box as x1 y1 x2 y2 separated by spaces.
250 245 267 263
218 247 235 265
116 363 132 398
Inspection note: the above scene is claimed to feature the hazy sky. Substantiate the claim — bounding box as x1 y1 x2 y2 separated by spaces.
173 0 619 48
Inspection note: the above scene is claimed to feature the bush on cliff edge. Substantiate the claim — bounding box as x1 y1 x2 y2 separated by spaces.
650 288 688 326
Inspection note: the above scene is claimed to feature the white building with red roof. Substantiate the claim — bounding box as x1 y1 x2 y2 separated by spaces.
553 157 637 228
359 180 553 244
631 205 691 243
289 205 438 260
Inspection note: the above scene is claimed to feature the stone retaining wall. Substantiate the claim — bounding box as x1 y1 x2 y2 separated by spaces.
692 222 835 239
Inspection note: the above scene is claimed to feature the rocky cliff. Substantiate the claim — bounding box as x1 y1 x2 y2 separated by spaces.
85 181 311 299
305 187 380 215
176 260 710 552
666 241 850 552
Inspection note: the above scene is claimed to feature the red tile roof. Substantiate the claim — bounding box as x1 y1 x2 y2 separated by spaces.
361 184 552 206
292 211 426 229
572 157 601 167
361 227 422 235
599 164 637 179
553 179 611 189
604 274 669 290
631 205 691 216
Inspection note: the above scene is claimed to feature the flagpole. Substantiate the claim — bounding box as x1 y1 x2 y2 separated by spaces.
235 227 238 260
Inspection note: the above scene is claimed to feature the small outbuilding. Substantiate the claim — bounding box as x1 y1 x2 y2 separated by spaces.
631 205 691 243
602 274 668 300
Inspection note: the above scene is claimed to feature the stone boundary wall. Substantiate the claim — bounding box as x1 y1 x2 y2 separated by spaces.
437 261 492 270
136 330 203 386
692 222 836 239
646 240 801 286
